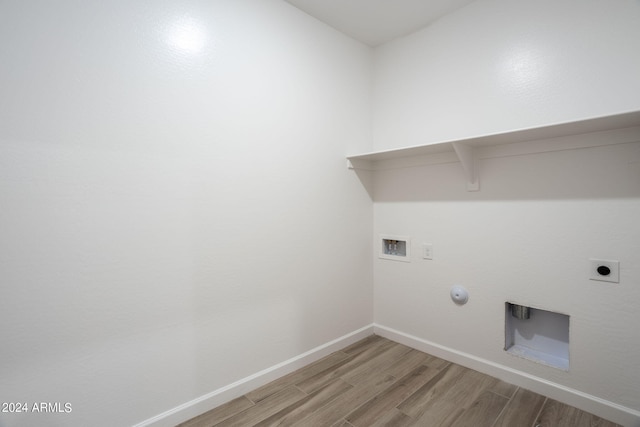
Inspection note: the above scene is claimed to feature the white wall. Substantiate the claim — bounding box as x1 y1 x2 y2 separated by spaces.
374 140 640 413
0 1 373 426
3 0 639 424
373 0 640 151
372 0 640 417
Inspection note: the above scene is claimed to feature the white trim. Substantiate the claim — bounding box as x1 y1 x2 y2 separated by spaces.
133 324 374 427
347 110 640 164
373 323 640 427
134 322 640 427
350 125 640 171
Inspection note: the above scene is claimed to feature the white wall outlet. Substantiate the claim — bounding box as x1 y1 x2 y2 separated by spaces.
422 243 433 260
589 259 619 283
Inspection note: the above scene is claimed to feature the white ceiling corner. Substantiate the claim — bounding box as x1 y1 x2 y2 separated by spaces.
284 0 476 46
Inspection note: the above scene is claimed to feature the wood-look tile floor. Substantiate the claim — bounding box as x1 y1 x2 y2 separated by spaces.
178 335 621 427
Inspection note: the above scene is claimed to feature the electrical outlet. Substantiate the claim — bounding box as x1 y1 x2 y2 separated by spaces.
422 243 433 260
589 259 619 283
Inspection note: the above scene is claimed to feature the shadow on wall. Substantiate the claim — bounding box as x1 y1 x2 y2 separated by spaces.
366 142 640 202
353 168 375 200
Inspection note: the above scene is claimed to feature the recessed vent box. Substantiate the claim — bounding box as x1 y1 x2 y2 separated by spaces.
505 303 569 371
379 234 410 262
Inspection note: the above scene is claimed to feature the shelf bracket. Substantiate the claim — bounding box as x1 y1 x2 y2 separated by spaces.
346 158 374 170
451 142 479 191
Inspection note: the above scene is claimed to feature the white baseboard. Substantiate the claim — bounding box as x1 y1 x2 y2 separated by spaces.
373 323 640 427
134 323 639 427
133 324 374 427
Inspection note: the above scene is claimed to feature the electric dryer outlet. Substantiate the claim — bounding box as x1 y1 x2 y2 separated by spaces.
589 259 619 283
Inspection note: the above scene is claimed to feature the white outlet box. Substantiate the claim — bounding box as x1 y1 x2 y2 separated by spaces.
422 243 433 260
379 234 411 262
589 259 619 283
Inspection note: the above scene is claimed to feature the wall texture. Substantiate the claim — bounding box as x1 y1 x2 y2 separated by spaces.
374 140 640 413
371 0 640 418
373 0 640 151
2 0 640 425
0 1 373 426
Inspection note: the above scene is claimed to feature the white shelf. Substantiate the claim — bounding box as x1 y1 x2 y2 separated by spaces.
346 110 640 191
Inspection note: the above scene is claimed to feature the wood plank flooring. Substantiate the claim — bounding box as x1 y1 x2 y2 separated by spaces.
178 335 621 427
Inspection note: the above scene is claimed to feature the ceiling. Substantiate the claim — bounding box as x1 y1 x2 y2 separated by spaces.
284 0 476 46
